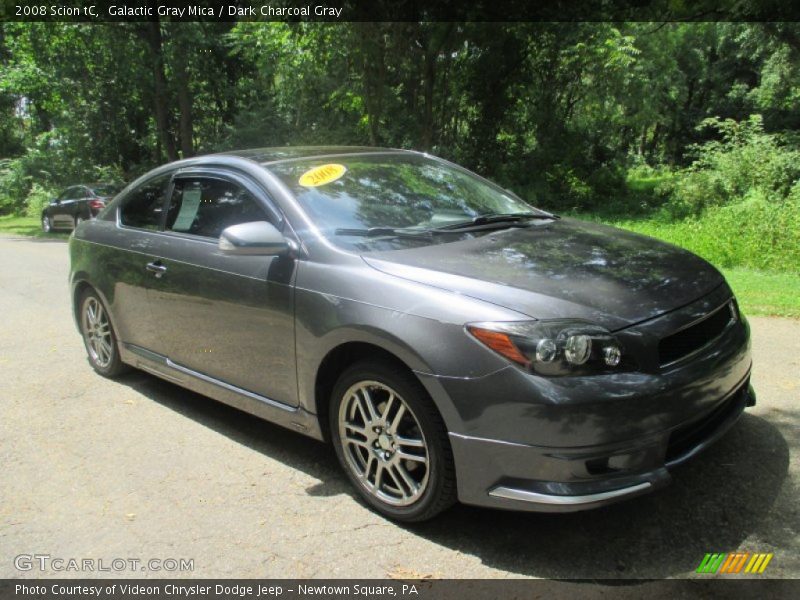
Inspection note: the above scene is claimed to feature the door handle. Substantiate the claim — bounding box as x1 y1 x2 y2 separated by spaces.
146 261 167 278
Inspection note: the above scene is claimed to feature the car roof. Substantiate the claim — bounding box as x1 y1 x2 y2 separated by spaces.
62 183 118 189
216 146 415 166
118 147 430 195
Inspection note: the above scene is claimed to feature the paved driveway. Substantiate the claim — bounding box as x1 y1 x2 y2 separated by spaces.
1 235 798 579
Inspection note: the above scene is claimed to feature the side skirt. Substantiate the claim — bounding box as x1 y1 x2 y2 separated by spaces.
120 343 325 441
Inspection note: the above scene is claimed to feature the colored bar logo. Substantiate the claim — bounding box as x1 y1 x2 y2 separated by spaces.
697 552 773 574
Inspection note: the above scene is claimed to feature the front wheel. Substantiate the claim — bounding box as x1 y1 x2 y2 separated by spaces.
330 360 456 522
79 290 127 378
42 215 52 233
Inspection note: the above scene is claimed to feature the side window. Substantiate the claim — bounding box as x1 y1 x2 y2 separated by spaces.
165 177 270 239
119 174 171 230
58 188 73 201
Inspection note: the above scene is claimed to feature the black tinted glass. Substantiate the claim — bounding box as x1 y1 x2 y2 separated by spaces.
165 178 268 239
91 184 120 197
119 174 170 230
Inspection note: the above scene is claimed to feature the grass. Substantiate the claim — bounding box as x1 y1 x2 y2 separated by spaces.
2 211 797 318
0 214 69 238
625 171 673 194
719 268 800 319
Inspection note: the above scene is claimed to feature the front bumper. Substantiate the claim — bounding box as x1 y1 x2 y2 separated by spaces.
447 379 753 512
417 284 754 512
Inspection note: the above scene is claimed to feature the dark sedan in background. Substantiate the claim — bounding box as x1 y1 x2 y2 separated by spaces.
42 183 120 232
68 147 754 522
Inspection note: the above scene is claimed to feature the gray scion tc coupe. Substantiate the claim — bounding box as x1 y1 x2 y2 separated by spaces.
69 147 754 522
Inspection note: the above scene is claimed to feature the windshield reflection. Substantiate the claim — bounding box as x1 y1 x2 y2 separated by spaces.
269 154 542 248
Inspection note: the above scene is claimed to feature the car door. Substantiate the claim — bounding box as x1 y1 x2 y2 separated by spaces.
44 188 65 226
71 186 91 222
144 170 299 407
105 172 175 352
50 187 78 229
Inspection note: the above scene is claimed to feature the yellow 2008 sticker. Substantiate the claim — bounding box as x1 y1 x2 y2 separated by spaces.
299 163 347 187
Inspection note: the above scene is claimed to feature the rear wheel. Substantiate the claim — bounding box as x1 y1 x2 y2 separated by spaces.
79 290 127 378
330 360 456 522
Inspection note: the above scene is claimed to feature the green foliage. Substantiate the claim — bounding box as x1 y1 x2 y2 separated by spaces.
23 182 54 217
1 19 800 276
610 189 800 273
0 130 121 215
660 115 800 218
0 156 28 213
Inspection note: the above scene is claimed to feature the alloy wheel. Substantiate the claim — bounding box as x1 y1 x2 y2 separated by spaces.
42 216 51 233
338 380 430 506
82 296 113 368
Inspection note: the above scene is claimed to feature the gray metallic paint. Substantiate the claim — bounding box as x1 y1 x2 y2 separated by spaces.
69 148 753 512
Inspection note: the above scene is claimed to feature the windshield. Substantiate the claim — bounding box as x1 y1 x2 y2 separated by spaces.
268 153 542 246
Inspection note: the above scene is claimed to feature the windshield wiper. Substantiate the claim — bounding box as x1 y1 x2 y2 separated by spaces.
434 211 558 231
334 211 558 238
334 227 434 238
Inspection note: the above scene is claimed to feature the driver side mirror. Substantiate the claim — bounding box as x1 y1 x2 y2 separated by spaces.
219 221 291 256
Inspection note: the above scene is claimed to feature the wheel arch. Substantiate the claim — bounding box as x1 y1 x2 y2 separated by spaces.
313 341 434 443
71 278 116 335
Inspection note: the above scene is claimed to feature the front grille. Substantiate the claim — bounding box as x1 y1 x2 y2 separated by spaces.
658 301 734 367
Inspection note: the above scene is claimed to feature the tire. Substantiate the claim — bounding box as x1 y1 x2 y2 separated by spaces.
330 359 456 522
78 289 128 378
42 215 52 233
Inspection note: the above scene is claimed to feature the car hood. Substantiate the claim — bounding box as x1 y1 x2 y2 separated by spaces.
361 217 724 331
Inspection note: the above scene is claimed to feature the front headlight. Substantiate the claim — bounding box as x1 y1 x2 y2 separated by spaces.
466 320 630 376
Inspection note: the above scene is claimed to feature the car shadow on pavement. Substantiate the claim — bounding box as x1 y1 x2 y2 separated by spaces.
119 370 794 579
408 410 796 580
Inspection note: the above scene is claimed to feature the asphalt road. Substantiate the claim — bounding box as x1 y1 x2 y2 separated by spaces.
1 234 798 580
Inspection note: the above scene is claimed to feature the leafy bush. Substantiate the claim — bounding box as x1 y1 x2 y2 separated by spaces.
24 183 56 218
0 157 30 215
660 115 800 219
0 137 125 216
533 162 628 213
612 188 800 273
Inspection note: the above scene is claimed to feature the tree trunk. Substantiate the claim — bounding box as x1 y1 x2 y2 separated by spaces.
639 125 648 156
356 23 386 146
422 48 435 151
649 122 663 160
173 39 194 158
143 20 178 162
421 24 454 151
